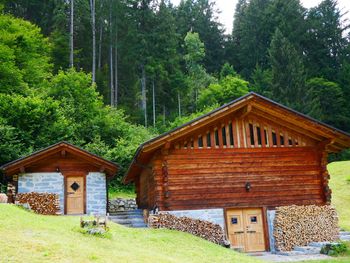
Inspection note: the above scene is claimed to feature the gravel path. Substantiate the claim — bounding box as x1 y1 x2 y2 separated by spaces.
249 252 332 262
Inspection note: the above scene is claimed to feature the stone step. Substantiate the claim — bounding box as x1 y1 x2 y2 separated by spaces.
110 218 145 224
294 246 321 254
276 250 306 256
109 214 143 219
340 236 350 241
340 231 350 236
309 242 335 248
109 210 143 216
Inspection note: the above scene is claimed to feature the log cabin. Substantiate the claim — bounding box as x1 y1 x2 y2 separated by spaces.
123 92 350 252
1 142 118 215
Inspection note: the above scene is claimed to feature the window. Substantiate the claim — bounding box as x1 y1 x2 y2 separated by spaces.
222 126 227 146
280 134 284 145
250 216 257 223
229 123 234 146
272 131 277 145
288 138 293 145
215 129 219 146
231 217 238 224
198 136 203 148
206 133 211 147
249 123 255 145
257 126 262 145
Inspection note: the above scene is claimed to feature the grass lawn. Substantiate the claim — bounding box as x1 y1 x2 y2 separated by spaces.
328 161 350 231
108 186 136 199
0 204 262 263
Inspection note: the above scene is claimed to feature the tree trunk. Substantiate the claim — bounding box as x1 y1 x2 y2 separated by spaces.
69 0 74 68
97 1 104 71
178 91 181 117
114 11 118 107
109 6 114 106
90 0 96 83
141 64 147 127
152 79 155 127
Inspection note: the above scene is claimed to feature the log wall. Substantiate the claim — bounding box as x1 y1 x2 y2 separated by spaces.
138 146 326 210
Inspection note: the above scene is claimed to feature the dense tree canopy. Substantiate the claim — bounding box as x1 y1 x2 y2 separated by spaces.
1 0 350 190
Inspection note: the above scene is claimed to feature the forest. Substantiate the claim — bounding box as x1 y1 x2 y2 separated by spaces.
1 0 350 190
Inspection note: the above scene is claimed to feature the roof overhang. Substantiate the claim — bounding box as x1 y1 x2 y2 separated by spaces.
123 92 350 184
1 141 119 178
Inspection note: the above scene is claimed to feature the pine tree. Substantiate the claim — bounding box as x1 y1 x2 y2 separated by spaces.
305 0 349 80
269 28 305 110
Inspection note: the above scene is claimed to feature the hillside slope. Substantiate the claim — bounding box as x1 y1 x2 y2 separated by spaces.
328 161 350 231
0 205 261 263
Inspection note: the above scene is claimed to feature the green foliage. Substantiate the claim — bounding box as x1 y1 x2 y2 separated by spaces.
320 242 348 256
251 65 272 97
0 14 51 94
197 74 249 111
0 119 27 165
168 105 219 130
305 77 349 130
269 28 306 111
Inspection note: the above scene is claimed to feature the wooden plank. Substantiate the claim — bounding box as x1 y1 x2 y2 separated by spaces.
218 125 224 148
252 119 259 147
267 125 273 147
232 118 239 148
245 121 252 147
226 122 232 148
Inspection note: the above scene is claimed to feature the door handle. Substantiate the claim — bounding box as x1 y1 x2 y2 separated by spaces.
234 231 244 234
67 192 75 195
247 231 256 233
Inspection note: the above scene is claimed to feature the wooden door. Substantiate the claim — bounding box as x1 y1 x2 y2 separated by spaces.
243 208 266 252
226 209 246 251
66 176 84 214
226 208 266 252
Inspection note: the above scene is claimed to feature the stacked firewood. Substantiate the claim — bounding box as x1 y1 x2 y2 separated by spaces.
274 205 339 251
16 192 60 215
149 213 226 245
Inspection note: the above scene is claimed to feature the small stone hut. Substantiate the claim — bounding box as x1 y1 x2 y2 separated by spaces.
1 142 118 215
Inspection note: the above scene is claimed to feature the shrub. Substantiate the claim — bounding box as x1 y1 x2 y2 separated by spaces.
320 242 348 256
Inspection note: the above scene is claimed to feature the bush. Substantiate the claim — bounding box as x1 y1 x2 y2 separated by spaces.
320 242 348 256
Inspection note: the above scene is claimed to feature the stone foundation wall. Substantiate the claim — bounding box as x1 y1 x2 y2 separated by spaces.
86 172 106 215
167 208 225 229
18 173 64 212
108 198 137 213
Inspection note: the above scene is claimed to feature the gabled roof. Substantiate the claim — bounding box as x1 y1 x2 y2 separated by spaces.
123 92 350 184
1 141 119 177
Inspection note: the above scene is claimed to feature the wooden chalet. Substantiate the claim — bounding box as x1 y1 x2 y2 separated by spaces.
123 92 350 252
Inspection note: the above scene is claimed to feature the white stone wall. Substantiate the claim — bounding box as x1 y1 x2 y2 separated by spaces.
86 172 106 215
267 210 276 252
18 173 64 212
167 208 225 229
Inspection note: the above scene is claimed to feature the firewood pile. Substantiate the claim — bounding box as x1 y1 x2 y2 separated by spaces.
148 213 226 245
16 192 60 215
274 205 339 251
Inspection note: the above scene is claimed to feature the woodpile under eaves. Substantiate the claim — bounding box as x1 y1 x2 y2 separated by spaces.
149 212 226 245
